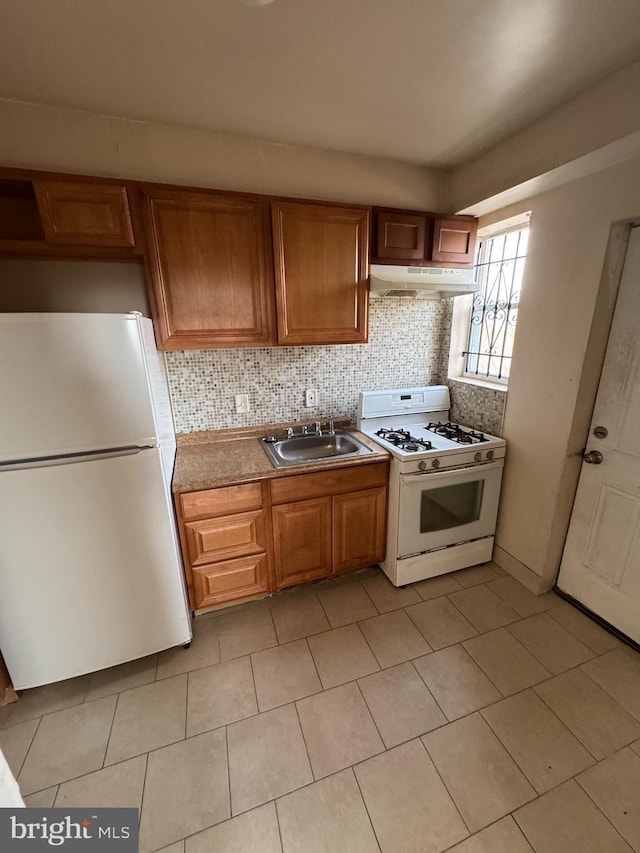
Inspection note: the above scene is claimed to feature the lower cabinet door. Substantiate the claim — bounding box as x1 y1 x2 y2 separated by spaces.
272 497 332 589
333 487 387 574
191 553 269 609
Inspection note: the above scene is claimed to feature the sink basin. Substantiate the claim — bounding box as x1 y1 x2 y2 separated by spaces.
261 430 374 468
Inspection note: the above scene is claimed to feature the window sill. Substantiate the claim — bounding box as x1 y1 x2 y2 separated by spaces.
449 376 508 393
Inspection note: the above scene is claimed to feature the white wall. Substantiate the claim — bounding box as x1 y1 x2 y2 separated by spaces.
481 157 640 589
450 61 640 213
0 99 447 210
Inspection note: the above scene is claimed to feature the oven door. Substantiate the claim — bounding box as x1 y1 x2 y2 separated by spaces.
397 460 504 558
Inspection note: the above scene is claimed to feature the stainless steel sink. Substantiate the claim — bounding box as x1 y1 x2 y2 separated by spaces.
261 430 374 468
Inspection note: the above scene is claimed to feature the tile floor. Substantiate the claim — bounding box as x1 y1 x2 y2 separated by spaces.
2 562 640 852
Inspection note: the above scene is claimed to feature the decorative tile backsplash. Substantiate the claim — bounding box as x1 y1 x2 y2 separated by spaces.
448 380 506 437
165 299 449 433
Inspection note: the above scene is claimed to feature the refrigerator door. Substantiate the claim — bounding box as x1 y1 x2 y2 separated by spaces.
0 313 159 463
0 447 191 689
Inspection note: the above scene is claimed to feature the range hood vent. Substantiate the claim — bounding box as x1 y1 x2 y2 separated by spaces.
370 264 479 299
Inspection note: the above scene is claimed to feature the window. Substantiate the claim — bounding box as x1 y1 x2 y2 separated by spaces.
463 225 529 384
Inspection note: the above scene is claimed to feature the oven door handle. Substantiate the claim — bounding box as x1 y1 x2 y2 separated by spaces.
401 459 504 484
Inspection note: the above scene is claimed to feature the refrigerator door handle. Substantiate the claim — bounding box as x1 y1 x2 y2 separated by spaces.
0 446 151 472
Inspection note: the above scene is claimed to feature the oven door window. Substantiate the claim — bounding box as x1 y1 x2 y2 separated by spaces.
420 480 484 533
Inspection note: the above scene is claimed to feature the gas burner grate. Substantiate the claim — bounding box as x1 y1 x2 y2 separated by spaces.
375 427 433 452
424 422 489 444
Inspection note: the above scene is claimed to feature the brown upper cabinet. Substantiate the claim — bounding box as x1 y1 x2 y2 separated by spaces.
432 217 478 265
141 188 277 350
34 181 136 247
0 172 141 257
272 201 369 345
375 210 427 261
372 207 478 267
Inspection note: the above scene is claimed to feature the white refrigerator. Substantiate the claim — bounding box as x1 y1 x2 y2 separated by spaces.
0 313 192 690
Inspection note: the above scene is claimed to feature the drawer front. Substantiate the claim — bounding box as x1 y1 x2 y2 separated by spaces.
180 482 262 521
192 554 269 609
270 461 388 504
185 510 265 566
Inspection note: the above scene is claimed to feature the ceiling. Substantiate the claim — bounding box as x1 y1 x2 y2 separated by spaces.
1 0 639 167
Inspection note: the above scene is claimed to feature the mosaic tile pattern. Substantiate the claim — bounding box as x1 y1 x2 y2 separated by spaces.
437 298 506 436
448 380 506 437
166 300 447 433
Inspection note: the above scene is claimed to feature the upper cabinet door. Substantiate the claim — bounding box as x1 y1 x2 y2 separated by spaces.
374 211 427 261
34 181 136 247
432 217 478 265
272 201 369 345
143 189 276 350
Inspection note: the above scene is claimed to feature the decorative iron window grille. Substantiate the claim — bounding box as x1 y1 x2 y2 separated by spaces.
463 226 529 383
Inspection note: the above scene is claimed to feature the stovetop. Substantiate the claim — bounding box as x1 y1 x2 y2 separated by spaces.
367 422 502 458
357 386 506 470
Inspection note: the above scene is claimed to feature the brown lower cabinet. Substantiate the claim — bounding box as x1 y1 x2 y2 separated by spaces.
175 460 388 610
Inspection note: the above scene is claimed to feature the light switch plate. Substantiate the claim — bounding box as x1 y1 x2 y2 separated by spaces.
305 389 318 407
235 393 250 414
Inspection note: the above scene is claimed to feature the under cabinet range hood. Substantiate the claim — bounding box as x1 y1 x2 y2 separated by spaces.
369 264 479 299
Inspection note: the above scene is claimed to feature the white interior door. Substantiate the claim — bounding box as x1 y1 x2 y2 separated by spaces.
557 225 640 643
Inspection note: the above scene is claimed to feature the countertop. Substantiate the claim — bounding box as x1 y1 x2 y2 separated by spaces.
172 423 390 493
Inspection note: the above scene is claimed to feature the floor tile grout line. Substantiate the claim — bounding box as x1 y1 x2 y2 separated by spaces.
531 677 602 762
13 713 43 781
405 658 451 725
292 700 316 783
478 702 557 799
273 798 285 853
546 605 621 655
504 614 597 672
445 581 521 633
573 762 640 850
137 752 150 831
579 659 640 724
98 691 119 770
353 679 387 752
224 724 232 822
416 733 473 837
350 766 383 853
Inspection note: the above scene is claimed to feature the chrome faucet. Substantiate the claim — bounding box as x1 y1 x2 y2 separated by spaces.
302 425 309 435
286 427 294 439
327 417 335 436
314 421 322 436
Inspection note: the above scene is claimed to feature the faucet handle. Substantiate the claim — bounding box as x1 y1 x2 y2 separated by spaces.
314 421 322 436
286 427 294 439
328 417 335 435
302 425 309 435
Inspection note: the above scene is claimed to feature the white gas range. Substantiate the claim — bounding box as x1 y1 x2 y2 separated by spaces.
357 386 506 586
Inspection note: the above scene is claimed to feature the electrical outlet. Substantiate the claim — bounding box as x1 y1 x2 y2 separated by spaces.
305 389 318 407
235 393 250 414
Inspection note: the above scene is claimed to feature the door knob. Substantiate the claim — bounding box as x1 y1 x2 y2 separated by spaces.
583 450 603 464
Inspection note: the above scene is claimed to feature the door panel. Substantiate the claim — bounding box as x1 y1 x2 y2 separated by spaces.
333 487 387 573
558 226 640 642
143 189 276 349
272 497 332 588
272 201 369 344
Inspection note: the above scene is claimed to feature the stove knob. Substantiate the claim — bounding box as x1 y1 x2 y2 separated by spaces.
418 461 427 471
474 451 482 462
486 450 494 460
431 458 440 469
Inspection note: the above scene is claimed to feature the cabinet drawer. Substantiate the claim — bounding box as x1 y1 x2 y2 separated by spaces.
185 510 266 566
270 461 388 504
180 482 262 521
192 554 269 609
